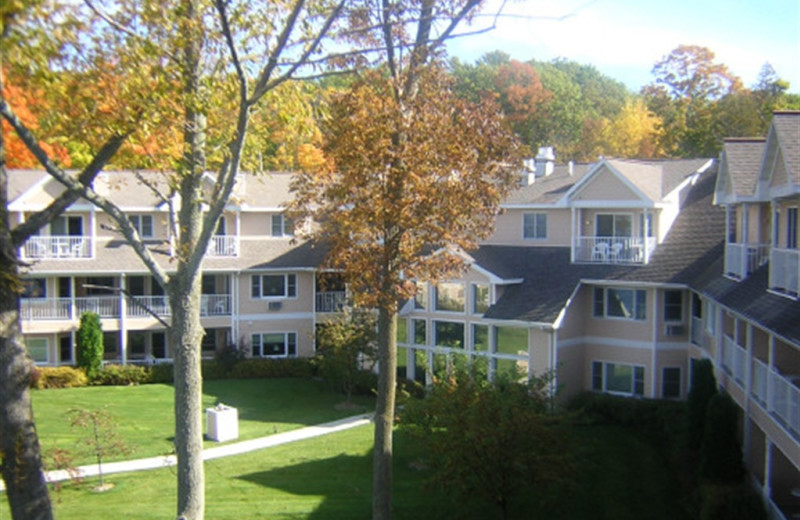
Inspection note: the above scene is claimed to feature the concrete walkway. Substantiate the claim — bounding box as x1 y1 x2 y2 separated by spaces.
0 413 372 491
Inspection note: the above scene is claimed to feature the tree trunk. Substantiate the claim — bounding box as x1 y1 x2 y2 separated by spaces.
170 271 204 520
372 306 397 520
0 165 53 518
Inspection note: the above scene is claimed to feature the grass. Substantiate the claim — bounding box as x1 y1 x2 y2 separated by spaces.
16 421 687 519
32 378 373 466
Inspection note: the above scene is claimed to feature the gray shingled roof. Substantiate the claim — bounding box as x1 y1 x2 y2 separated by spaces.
503 163 592 205
719 139 766 198
772 111 800 184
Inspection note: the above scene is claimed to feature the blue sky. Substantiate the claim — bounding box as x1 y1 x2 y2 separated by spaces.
445 0 800 93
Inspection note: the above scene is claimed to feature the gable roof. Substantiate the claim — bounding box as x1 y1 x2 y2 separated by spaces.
715 138 766 204
771 111 800 185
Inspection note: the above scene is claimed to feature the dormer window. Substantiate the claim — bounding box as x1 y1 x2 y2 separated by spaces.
271 215 294 237
129 215 154 238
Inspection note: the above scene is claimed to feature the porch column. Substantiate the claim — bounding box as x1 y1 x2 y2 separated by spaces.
570 207 577 262
763 438 773 499
643 209 650 264
70 277 76 321
488 324 497 383
120 273 127 365
742 203 750 274
90 207 96 258
743 322 753 460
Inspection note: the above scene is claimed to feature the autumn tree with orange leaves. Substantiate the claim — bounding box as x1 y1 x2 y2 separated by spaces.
292 64 521 519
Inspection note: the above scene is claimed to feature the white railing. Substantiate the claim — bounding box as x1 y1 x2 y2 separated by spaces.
752 358 768 406
690 316 704 346
721 334 747 386
316 291 347 313
128 295 170 318
206 236 239 257
201 294 231 316
725 243 770 279
23 236 92 259
573 236 654 264
770 247 800 296
75 296 120 318
768 371 800 440
20 298 72 320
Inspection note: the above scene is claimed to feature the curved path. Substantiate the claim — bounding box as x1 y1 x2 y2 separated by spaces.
0 413 373 491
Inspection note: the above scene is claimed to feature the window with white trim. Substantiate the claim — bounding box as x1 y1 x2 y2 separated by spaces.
129 215 154 238
271 214 294 237
472 284 489 314
662 367 681 399
592 361 644 396
593 287 646 320
412 319 427 345
664 290 683 322
522 213 547 240
787 207 798 249
434 283 465 312
26 338 49 364
251 274 297 298
433 320 464 349
251 332 297 358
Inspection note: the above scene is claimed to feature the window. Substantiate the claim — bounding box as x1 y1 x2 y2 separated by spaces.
129 215 154 238
472 284 489 314
787 207 798 249
593 287 646 320
434 283 465 312
664 290 683 322
592 361 644 396
26 338 49 364
271 214 294 237
59 336 72 363
596 214 632 237
414 283 427 310
251 332 297 358
433 321 464 349
472 324 488 351
50 216 82 236
522 213 547 240
22 279 46 298
251 274 297 298
662 367 681 399
412 319 427 345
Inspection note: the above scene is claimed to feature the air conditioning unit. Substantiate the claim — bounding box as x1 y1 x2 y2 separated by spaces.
665 325 685 337
268 301 282 311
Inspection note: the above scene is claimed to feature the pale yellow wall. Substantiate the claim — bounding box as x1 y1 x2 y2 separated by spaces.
528 327 552 377
237 271 314 315
573 168 639 201
654 349 689 399
484 208 572 246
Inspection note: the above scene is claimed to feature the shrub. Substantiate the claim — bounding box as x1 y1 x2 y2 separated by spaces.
215 342 247 374
701 392 745 483
147 363 174 384
77 312 104 380
93 364 149 386
31 366 89 389
687 358 717 451
201 360 229 380
700 482 767 520
227 358 314 379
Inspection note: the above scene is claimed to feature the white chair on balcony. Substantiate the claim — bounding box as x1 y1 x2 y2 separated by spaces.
592 242 609 261
609 242 624 262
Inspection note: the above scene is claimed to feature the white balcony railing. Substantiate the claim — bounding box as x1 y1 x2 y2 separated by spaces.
23 236 92 259
770 247 800 296
316 291 347 313
724 242 770 279
206 236 239 257
573 236 655 264
767 370 800 440
20 298 72 320
690 316 703 346
75 296 120 318
721 334 747 386
201 294 231 316
128 295 170 318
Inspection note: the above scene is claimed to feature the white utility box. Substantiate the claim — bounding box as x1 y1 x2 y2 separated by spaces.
206 404 239 442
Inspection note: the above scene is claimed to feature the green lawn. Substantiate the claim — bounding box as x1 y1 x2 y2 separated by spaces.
32 378 373 466
11 421 688 519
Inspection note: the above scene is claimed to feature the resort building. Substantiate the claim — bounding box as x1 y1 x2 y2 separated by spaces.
10 111 800 518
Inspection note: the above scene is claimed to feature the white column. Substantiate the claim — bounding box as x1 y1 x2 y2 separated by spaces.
763 438 773 498
119 274 127 365
651 288 659 398
90 207 97 258
488 324 497 383
743 322 753 460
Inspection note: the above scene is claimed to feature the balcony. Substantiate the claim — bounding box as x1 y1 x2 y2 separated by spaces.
753 359 800 442
23 236 92 260
724 242 770 280
206 236 239 257
573 236 655 264
21 294 232 321
316 291 347 313
770 248 800 297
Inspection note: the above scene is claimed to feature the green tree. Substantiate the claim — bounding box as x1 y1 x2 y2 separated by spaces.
686 358 717 453
700 393 744 483
401 369 571 520
76 312 104 381
316 307 376 406
292 57 521 520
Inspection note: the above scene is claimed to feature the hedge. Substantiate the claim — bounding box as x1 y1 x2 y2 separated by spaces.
31 366 89 389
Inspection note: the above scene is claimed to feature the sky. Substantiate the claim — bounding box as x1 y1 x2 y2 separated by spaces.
445 0 800 93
